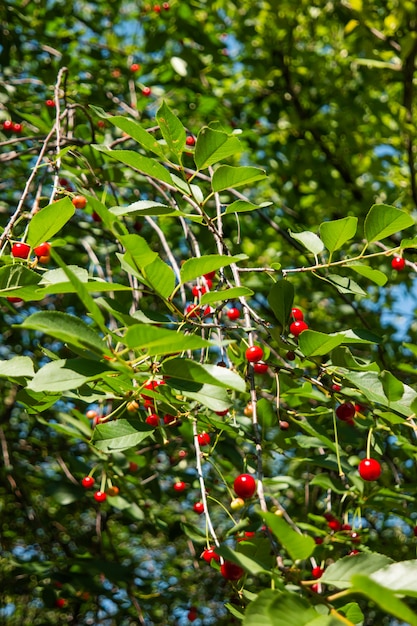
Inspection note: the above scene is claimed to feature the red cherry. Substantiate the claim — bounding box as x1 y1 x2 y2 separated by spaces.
348 549 360 556
12 122 22 133
34 242 51 258
391 256 405 270
94 491 107 502
335 402 356 422
289 320 309 336
146 413 159 427
233 474 256 499
2 120 13 131
187 608 197 622
142 86 152 97
153 4 161 12
312 566 324 579
227 307 240 321
332 383 341 392
173 481 186 492
311 583 320 593
162 1 170 8
215 408 229 416
291 307 304 321
186 135 196 146
244 531 256 538
328 519 341 532
72 195 87 209
341 523 352 531
129 462 138 472
45 99 55 107
81 476 95 488
253 361 268 374
11 242 31 259
197 432 211 446
358 458 381 481
6 296 23 303
55 598 66 608
130 63 141 72
163 414 176 425
413 526 417 537
220 561 244 581
245 346 264 363
203 271 216 280
92 211 102 222
202 547 220 563
193 502 204 514
314 537 324 545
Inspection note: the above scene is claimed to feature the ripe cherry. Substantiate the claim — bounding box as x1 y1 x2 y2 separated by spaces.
336 402 356 423
202 547 220 563
291 307 304 321
245 346 264 363
162 1 170 8
12 123 22 133
358 458 381 481
227 307 241 321
11 242 31 259
413 526 417 537
173 481 186 492
146 413 159 427
163 413 176 425
142 86 152 97
187 607 197 622
81 476 95 488
312 566 324 579
34 242 51 258
215 408 229 416
7 296 23 303
94 491 107 502
197 432 210 446
203 270 216 280
130 63 141 72
253 361 268 374
289 320 309 336
55 598 67 608
129 462 138 472
234 473 256 499
328 519 342 532
186 135 196 146
72 195 87 209
220 561 244 581
2 120 13 131
45 99 55 107
193 502 204 514
153 4 161 11
391 256 405 270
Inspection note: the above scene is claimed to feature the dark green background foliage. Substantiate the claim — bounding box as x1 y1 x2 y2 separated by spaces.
1 1 417 625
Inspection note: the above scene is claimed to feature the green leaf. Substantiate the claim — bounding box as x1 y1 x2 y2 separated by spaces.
267 281 294 328
50 250 108 333
161 358 246 392
120 234 158 269
364 204 414 243
224 200 273 214
350 575 417 626
156 101 186 159
379 370 404 402
124 325 213 356
310 473 347 495
91 419 153 452
167 378 232 411
215 545 271 576
242 589 331 626
321 553 393 588
338 603 364 624
143 255 176 299
194 127 241 169
19 311 109 356
180 254 247 284
346 263 388 286
259 512 315 561
289 230 324 255
0 356 35 383
106 116 167 158
319 216 358 253
93 147 173 184
27 358 111 392
200 286 254 305
212 165 266 192
0 263 41 292
298 331 344 356
26 197 75 247
340 370 416 416
326 274 366 296
109 201 175 217
370 559 417 597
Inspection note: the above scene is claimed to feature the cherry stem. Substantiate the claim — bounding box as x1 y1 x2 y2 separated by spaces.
332 409 344 477
366 427 374 459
